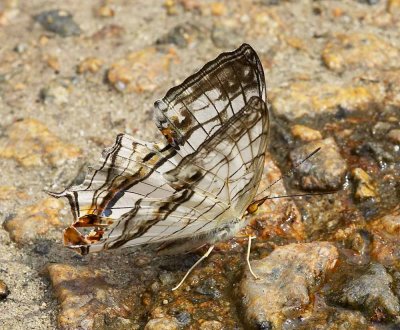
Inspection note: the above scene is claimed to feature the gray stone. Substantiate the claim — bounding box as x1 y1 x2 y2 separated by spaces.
34 10 81 37
194 278 221 299
355 141 395 164
289 137 348 190
156 23 205 49
329 263 400 320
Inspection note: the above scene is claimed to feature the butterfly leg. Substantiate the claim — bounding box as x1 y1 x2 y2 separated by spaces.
246 235 259 280
172 245 215 291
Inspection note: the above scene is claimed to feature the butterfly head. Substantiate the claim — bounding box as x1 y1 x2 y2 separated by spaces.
246 202 259 214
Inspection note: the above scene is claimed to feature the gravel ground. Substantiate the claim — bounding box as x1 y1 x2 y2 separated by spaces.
0 0 399 329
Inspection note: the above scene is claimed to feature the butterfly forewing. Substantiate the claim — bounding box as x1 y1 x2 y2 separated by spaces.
52 43 268 255
154 43 266 156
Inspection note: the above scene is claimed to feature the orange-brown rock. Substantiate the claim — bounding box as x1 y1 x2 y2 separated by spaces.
271 81 384 120
246 154 306 242
47 264 131 329
291 125 322 142
77 57 103 74
4 197 64 244
0 186 29 201
369 207 400 268
0 118 81 167
352 168 377 200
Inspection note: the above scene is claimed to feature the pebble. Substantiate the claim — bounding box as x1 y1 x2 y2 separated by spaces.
107 47 178 93
200 320 224 329
352 168 377 200
378 207 400 235
144 316 179 330
329 263 400 321
95 5 115 18
240 242 338 329
289 137 348 190
0 280 10 300
291 124 322 142
77 57 103 74
39 81 69 105
210 3 226 16
159 272 176 286
91 24 125 41
156 23 204 48
3 197 64 244
13 42 27 53
388 129 400 144
174 311 191 326
259 0 281 5
0 118 81 167
355 141 395 164
34 10 81 37
369 207 400 267
372 121 392 136
388 0 400 14
44 55 60 72
33 240 52 255
322 33 399 72
194 278 221 299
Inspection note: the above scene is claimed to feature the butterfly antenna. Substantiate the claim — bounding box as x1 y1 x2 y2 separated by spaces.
262 191 336 201
253 147 321 201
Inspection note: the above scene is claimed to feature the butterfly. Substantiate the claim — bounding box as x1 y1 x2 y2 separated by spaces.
50 44 269 280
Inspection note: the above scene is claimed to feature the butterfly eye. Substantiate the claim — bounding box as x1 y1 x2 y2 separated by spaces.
247 202 259 214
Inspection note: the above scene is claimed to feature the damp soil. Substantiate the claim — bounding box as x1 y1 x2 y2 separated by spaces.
0 0 399 329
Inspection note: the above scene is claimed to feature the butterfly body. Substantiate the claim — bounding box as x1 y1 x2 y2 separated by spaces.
50 43 269 256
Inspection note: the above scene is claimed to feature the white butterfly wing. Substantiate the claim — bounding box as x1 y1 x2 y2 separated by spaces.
52 44 268 255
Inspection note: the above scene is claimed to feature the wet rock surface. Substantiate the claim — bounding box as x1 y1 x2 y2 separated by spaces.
369 207 400 268
0 0 399 329
327 262 400 321
47 264 133 329
240 242 338 329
